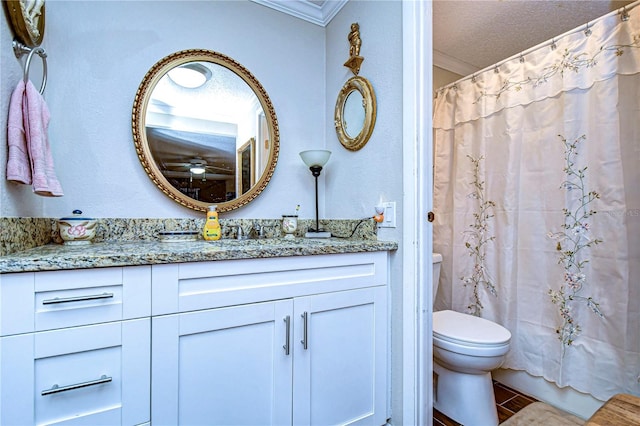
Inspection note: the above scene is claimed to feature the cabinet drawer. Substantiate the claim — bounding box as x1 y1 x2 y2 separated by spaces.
0 319 150 426
1 266 151 336
152 251 388 315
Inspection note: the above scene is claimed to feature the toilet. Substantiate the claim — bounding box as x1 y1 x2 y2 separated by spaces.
432 253 511 426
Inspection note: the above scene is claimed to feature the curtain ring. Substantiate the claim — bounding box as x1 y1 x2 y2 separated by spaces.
23 46 48 95
550 39 557 50
584 23 592 37
620 7 630 22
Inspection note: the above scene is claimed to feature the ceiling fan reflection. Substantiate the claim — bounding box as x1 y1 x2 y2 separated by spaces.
162 157 233 175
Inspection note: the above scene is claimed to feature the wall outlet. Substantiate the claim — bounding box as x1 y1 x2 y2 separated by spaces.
378 201 396 228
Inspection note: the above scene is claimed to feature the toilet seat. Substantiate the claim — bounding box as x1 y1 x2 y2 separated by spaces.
433 310 511 357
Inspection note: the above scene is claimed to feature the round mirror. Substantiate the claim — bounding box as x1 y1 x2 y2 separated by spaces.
334 75 376 151
132 49 279 212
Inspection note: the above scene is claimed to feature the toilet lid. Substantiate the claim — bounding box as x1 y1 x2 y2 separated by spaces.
433 310 511 346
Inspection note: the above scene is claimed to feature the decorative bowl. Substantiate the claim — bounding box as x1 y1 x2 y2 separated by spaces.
58 210 97 244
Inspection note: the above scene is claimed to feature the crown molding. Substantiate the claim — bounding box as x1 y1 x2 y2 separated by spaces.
433 49 479 77
250 0 348 26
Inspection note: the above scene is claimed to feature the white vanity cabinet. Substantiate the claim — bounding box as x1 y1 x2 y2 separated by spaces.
0 250 390 426
0 266 152 426
151 251 389 426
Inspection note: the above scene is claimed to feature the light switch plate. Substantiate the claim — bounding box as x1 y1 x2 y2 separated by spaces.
379 201 396 228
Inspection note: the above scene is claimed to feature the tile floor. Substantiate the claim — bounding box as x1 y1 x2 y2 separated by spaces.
433 380 538 425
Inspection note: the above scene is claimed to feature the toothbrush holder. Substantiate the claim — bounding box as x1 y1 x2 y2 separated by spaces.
282 215 298 239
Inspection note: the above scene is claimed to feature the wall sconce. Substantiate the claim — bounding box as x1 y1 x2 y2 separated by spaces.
300 150 331 238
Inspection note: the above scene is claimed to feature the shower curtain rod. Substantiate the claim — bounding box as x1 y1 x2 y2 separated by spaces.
437 0 640 92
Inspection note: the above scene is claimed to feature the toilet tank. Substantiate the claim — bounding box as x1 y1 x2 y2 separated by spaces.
433 253 443 303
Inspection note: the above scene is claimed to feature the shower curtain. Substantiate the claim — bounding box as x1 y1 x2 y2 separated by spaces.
433 4 640 401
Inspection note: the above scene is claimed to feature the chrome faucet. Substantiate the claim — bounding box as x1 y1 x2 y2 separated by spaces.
254 223 266 239
236 223 266 240
236 226 248 240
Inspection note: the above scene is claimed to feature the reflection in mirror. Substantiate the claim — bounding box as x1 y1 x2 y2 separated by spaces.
343 90 365 138
146 61 261 204
334 75 376 151
237 137 255 195
132 49 279 212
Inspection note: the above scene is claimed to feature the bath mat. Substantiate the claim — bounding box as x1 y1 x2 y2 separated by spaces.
585 393 640 425
501 401 585 425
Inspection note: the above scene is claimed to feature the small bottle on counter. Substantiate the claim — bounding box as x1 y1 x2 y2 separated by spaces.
203 205 222 241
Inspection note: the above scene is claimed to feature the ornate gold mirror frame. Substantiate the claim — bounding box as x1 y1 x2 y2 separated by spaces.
334 75 377 151
5 0 46 47
132 49 279 212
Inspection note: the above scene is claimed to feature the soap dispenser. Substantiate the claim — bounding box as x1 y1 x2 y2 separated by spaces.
203 205 222 241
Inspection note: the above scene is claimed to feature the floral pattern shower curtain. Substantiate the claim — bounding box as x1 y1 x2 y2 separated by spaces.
433 5 640 401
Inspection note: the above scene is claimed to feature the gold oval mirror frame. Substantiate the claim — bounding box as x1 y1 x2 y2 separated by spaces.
132 49 279 212
5 0 46 47
334 75 376 151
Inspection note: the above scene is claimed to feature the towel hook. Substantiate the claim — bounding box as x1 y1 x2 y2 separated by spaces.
12 40 47 95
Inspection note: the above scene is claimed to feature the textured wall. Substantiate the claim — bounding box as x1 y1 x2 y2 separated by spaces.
2 2 405 420
325 1 403 421
1 1 328 220
1 3 45 216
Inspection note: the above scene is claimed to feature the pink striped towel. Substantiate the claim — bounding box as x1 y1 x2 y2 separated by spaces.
6 80 31 184
6 80 63 197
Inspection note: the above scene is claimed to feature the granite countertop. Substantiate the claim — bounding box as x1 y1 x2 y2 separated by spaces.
0 238 398 273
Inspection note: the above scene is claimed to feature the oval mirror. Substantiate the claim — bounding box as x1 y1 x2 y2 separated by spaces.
132 49 279 212
343 90 365 138
334 75 376 151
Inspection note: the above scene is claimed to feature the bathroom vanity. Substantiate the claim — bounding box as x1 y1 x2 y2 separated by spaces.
0 239 395 425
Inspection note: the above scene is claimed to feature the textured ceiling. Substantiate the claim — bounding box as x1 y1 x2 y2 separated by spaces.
253 0 636 77
433 0 636 76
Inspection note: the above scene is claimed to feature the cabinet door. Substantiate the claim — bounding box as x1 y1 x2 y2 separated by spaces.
152 300 293 426
0 319 150 426
293 287 388 426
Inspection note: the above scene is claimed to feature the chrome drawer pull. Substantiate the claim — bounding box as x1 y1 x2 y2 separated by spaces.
41 375 112 396
283 316 291 355
42 292 114 305
301 311 308 350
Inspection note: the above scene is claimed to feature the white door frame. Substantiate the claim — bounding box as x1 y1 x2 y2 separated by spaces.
401 1 433 425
